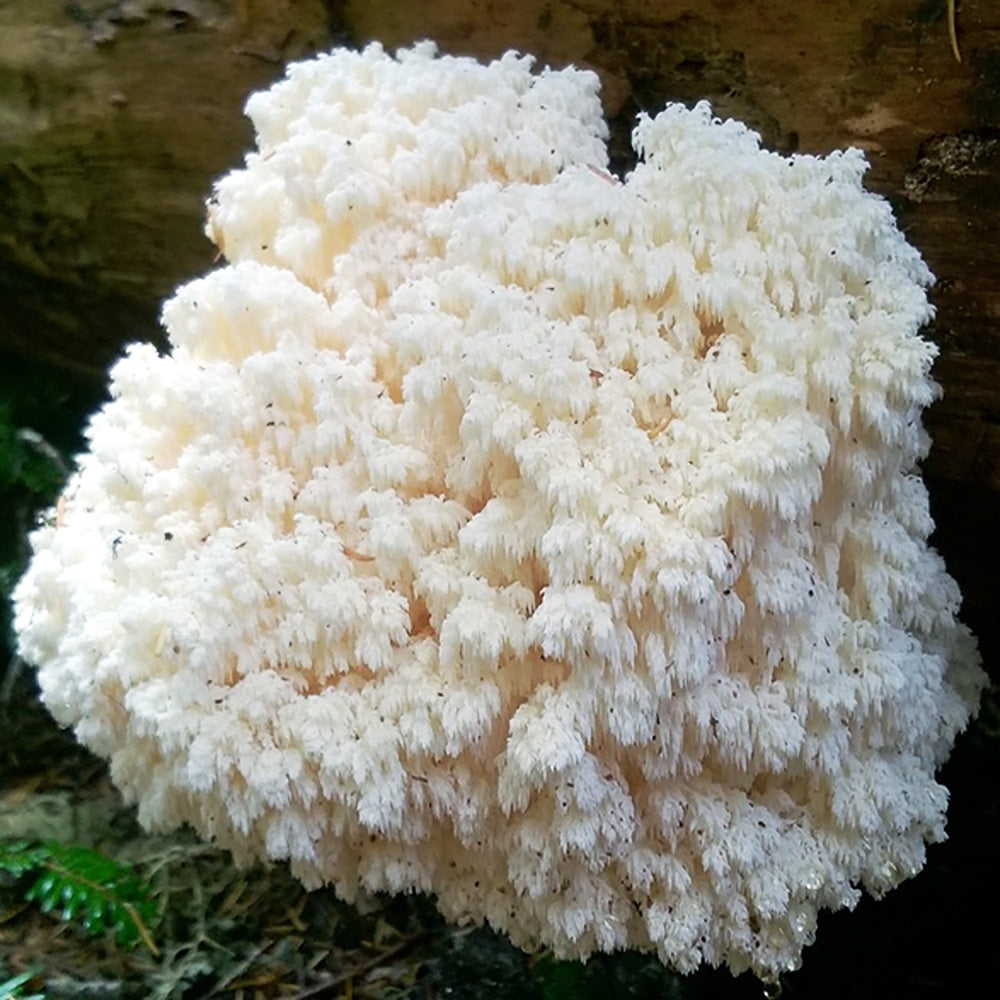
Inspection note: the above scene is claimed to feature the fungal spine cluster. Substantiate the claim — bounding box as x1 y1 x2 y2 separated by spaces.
14 43 983 979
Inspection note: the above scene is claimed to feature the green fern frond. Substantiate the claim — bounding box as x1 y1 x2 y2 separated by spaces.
0 969 46 1000
0 839 160 953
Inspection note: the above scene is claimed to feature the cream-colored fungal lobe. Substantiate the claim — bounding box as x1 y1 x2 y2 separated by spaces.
14 42 984 979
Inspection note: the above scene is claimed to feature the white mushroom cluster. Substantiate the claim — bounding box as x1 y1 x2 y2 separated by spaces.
14 42 983 979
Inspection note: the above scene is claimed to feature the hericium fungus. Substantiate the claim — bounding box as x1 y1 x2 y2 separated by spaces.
14 42 984 980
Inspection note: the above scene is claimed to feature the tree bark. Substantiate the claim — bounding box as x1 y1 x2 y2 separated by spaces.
0 0 337 374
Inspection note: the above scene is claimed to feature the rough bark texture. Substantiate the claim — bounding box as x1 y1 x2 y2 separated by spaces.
0 0 339 375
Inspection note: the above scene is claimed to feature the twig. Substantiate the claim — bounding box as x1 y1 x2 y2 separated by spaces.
948 0 962 63
287 932 428 1000
203 942 270 998
121 899 160 957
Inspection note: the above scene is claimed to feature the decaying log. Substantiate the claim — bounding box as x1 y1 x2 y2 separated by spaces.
0 0 337 374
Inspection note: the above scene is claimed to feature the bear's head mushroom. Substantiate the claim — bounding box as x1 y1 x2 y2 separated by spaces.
14 42 984 980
